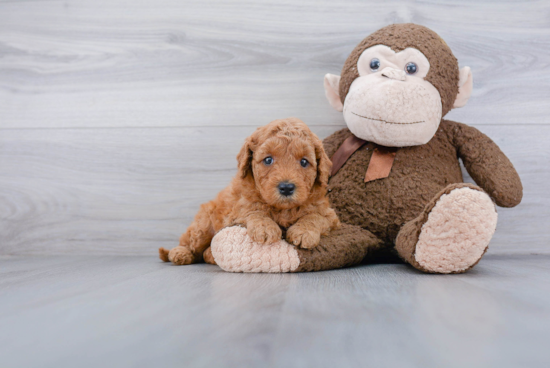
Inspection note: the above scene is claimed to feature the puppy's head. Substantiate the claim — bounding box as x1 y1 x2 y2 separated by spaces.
236 118 332 209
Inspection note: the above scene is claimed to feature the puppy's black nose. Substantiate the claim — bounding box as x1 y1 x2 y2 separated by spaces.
278 182 295 196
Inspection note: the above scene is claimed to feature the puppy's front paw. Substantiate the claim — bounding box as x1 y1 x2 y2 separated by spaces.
286 225 321 249
247 221 282 244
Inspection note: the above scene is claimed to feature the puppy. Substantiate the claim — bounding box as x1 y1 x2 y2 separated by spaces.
159 117 340 265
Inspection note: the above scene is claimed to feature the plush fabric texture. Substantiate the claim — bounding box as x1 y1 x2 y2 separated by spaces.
357 45 431 79
395 183 496 273
363 147 396 182
380 67 406 81
323 121 521 246
343 70 443 146
339 23 459 117
211 226 300 273
414 187 497 273
212 224 383 273
453 66 473 108
294 223 383 272
208 24 523 274
324 74 343 111
330 135 367 176
210 121 522 274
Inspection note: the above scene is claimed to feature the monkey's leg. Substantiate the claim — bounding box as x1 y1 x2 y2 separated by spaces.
210 224 382 273
159 203 215 265
395 183 497 274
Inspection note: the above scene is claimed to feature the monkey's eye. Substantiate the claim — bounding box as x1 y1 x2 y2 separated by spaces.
263 157 273 166
405 62 417 75
300 158 309 168
370 58 381 71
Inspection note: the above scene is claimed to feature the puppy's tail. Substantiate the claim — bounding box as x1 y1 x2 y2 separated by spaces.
158 247 170 262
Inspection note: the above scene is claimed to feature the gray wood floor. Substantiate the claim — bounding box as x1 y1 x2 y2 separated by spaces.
1 1 550 367
1 255 549 368
1 0 549 255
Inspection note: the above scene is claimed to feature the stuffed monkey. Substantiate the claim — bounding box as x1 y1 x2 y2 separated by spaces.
209 23 522 273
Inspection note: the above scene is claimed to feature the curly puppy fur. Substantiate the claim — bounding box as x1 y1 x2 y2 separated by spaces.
159 118 340 265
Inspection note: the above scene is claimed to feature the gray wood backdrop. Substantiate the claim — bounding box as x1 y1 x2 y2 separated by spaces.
1 0 549 256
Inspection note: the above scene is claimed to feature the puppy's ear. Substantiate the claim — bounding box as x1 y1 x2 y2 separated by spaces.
312 134 332 187
236 136 254 179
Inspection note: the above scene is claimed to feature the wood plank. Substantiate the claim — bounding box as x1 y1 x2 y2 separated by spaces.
1 0 549 129
0 124 545 255
0 255 549 367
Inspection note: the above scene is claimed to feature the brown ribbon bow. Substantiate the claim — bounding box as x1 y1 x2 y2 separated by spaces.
331 135 397 183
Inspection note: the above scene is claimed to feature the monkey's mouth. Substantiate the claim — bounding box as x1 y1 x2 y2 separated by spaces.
351 112 425 125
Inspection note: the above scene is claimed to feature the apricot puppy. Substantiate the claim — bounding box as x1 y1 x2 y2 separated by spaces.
159 117 340 265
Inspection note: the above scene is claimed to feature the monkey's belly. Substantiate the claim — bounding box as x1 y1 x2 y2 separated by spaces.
328 158 463 244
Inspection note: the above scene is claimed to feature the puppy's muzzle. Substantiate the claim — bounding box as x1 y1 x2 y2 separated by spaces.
278 182 295 197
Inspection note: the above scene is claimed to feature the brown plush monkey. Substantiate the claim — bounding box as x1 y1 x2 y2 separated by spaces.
210 23 522 274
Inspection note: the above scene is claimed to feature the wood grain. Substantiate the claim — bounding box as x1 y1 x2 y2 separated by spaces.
0 125 546 255
0 255 549 367
1 0 549 129
0 0 548 255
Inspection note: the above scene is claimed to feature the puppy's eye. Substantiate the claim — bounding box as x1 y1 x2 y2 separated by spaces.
300 158 309 168
263 157 273 166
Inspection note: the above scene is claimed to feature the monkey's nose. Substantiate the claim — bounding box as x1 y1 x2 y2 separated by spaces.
278 182 295 197
381 67 406 81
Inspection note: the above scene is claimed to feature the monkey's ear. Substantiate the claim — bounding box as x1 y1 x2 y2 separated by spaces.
236 136 254 179
453 66 473 108
324 74 344 112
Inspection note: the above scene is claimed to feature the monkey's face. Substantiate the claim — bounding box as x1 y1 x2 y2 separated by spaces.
323 24 473 148
343 45 442 147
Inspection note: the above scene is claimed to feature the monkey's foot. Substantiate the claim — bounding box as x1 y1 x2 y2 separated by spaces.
396 184 497 274
211 227 300 273
211 224 380 273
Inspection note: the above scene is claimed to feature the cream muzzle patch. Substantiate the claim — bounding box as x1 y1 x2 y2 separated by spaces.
343 45 443 147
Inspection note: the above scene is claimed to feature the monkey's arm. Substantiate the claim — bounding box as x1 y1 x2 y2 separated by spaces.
448 120 523 207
